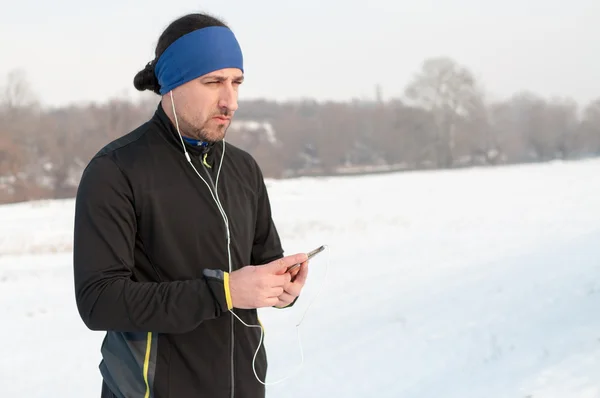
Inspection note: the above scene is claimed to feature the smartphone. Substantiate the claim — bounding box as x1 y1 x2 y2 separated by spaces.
286 245 326 273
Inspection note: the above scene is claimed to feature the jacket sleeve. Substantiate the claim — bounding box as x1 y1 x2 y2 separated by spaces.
249 160 300 309
73 155 231 334
250 161 284 266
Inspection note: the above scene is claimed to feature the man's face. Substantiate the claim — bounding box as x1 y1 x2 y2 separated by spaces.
169 68 243 142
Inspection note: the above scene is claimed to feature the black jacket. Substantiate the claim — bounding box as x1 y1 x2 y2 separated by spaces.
73 103 285 398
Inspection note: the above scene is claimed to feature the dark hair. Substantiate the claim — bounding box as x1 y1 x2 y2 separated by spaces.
133 13 229 95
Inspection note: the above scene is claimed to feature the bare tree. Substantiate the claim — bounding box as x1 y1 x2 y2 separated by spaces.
1 69 39 111
314 101 364 172
576 98 600 156
269 102 320 175
404 56 485 168
367 100 436 168
0 132 49 202
545 97 579 159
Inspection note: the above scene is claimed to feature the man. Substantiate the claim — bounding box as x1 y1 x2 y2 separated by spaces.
73 12 310 398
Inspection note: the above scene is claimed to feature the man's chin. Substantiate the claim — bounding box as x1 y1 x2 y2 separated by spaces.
204 128 228 143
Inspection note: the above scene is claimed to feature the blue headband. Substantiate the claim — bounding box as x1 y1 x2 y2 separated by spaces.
154 26 244 95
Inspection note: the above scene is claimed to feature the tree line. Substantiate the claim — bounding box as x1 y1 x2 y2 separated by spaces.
1 56 599 204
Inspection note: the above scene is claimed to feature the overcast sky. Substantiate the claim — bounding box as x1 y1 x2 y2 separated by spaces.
1 0 599 108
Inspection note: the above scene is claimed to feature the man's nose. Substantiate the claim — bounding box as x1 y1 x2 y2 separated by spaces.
218 84 238 112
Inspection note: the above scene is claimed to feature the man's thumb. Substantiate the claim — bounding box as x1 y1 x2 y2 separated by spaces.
267 253 308 273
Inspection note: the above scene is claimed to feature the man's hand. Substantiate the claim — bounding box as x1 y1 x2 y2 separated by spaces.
228 253 308 309
274 258 309 308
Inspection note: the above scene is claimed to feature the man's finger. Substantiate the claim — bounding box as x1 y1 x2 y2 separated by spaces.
288 267 301 279
283 283 301 298
265 297 280 307
271 272 291 287
277 292 296 305
274 298 289 308
265 253 308 273
292 262 309 285
268 286 284 298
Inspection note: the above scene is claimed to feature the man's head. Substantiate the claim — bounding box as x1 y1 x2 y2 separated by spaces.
134 13 244 143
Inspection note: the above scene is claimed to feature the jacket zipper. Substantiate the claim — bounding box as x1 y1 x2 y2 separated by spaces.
199 155 235 398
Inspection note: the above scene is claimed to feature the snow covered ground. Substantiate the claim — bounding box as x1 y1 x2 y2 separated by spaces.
1 158 600 397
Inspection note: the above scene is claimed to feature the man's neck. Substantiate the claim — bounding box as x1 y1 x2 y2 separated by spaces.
161 99 210 146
